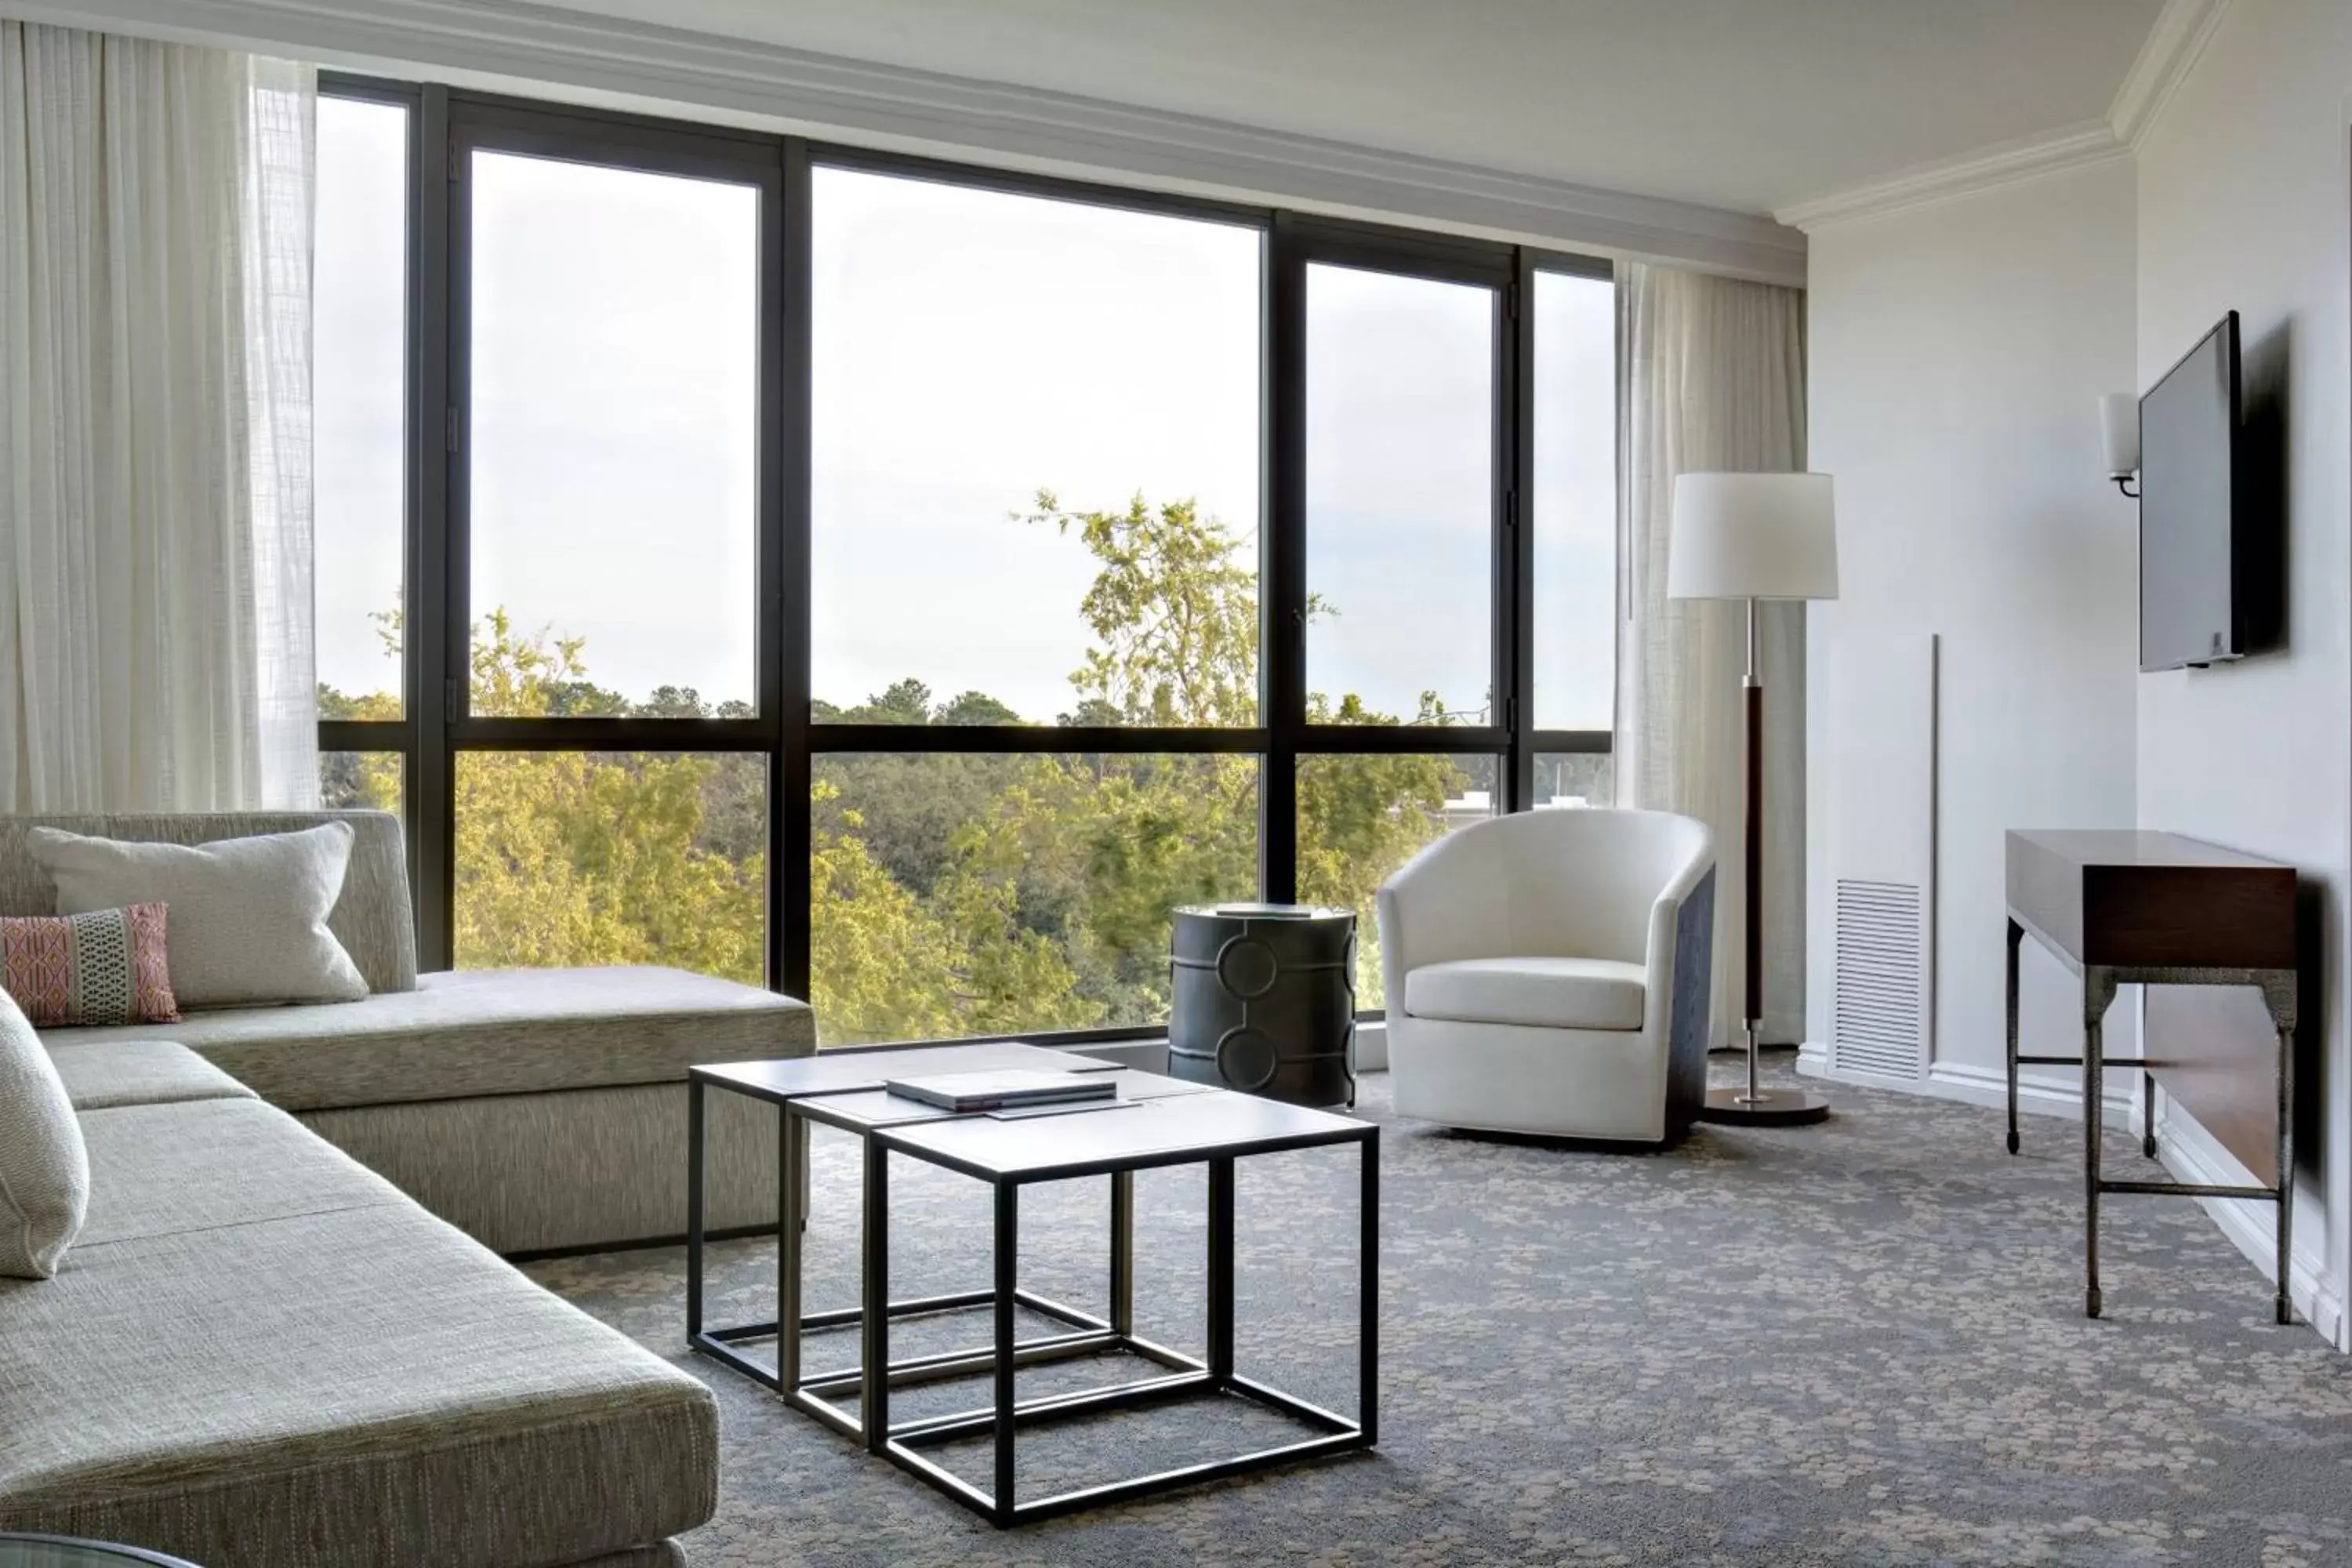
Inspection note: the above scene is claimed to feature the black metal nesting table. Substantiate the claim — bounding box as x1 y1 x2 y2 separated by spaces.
685 1044 1379 1526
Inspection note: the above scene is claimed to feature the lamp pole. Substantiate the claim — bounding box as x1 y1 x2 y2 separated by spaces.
1699 593 1829 1125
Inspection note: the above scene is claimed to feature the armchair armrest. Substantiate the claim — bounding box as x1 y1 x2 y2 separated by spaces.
1375 827 1508 1019
1644 839 1718 1120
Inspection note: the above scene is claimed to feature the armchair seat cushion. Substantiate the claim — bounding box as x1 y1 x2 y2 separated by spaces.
1404 956 1647 1033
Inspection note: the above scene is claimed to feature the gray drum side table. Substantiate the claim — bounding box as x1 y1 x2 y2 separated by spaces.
1167 903 1357 1107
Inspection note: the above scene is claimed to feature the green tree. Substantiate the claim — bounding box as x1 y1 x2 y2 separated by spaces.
452 613 764 983
1021 490 1258 727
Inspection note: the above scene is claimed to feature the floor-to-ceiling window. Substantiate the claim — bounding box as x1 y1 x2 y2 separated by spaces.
314 88 411 817
450 114 774 983
1530 266 1619 808
314 77 1617 1047
808 164 1263 1045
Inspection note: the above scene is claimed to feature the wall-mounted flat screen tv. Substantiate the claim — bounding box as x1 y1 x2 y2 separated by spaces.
2139 310 2244 671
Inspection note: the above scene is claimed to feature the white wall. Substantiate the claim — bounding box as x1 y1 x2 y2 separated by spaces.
2134 0 2352 1344
1803 162 2142 1102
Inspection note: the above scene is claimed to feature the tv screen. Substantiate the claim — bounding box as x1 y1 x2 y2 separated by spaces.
2139 311 2242 670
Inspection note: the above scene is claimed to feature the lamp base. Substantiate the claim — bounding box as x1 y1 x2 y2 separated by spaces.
1698 1086 1831 1127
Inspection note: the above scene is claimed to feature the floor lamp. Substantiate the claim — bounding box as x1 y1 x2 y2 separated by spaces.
1667 472 1840 1127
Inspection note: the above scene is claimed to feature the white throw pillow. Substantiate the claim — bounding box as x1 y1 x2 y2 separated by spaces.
27 822 369 1010
0 990 89 1278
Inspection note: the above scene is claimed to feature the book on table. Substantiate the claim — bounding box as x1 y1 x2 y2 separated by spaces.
883 1069 1119 1113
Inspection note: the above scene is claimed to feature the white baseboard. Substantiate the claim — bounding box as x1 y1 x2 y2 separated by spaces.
2158 1116 2343 1347
1797 1044 2133 1119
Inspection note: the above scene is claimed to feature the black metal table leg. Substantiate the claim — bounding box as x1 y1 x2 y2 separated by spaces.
687 1077 706 1339
779 1104 804 1398
1207 1156 1236 1388
994 1179 1019 1526
1360 1129 1378 1448
862 1134 890 1454
1109 1170 1134 1338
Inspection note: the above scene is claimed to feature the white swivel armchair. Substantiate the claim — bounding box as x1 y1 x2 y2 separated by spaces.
1377 808 1716 1145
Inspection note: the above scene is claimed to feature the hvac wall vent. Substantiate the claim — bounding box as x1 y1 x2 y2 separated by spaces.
1825 631 1936 1083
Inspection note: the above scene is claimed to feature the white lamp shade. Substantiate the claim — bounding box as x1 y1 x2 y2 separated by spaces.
2100 392 2140 477
1667 472 1840 601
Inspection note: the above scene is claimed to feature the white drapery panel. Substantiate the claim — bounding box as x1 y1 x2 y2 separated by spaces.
0 21 318 813
1617 262 1808 1047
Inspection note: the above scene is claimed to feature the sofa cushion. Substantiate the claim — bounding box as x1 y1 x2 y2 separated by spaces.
1404 956 1647 1032
74 1098 401 1247
27 822 369 1009
0 993 87 1279
0 1096 719 1567
45 1040 256 1112
0 812 417 996
54 965 818 1112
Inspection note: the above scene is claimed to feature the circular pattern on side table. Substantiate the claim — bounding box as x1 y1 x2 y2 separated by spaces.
1167 903 1357 1107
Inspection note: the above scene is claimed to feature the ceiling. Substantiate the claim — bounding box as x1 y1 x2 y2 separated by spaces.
521 0 2166 215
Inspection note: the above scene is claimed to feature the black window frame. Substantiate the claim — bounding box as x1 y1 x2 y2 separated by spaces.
316 71 1616 1042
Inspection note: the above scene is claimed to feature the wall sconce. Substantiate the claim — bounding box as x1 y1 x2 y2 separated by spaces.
2101 392 2140 499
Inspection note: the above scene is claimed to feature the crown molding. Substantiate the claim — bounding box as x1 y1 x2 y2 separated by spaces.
2109 0 2238 150
13 0 1808 285
1773 0 2237 233
1773 119 2128 232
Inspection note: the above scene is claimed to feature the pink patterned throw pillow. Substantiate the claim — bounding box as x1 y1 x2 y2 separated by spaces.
2 904 180 1026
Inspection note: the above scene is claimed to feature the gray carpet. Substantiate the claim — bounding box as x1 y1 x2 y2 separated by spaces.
524 1060 2352 1566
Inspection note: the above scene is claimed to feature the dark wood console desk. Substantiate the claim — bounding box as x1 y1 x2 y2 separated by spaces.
2003 829 2299 1323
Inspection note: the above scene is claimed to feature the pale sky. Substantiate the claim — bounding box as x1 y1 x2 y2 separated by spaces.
313 100 1617 731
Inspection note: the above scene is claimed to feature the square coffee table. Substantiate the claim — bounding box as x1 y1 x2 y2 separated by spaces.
686 1040 1123 1403
870 1089 1377 1524
685 1047 1376 1525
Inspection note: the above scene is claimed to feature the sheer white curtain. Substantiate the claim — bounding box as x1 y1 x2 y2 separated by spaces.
0 21 318 813
1617 262 1808 1047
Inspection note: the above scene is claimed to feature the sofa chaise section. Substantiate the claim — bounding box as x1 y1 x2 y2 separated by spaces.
55 967 810 1111
0 811 816 1254
0 1060 717 1568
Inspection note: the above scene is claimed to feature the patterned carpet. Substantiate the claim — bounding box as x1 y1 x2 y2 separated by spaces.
524 1058 2352 1566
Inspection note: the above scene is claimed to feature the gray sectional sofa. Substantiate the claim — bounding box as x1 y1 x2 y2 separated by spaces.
2 1041 718 1565
0 809 822 1564
0 811 815 1254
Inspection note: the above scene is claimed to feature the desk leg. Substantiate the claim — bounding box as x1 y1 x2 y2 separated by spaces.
2277 1020 2296 1326
2083 968 2116 1320
2005 919 2023 1155
2257 971 2299 1327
